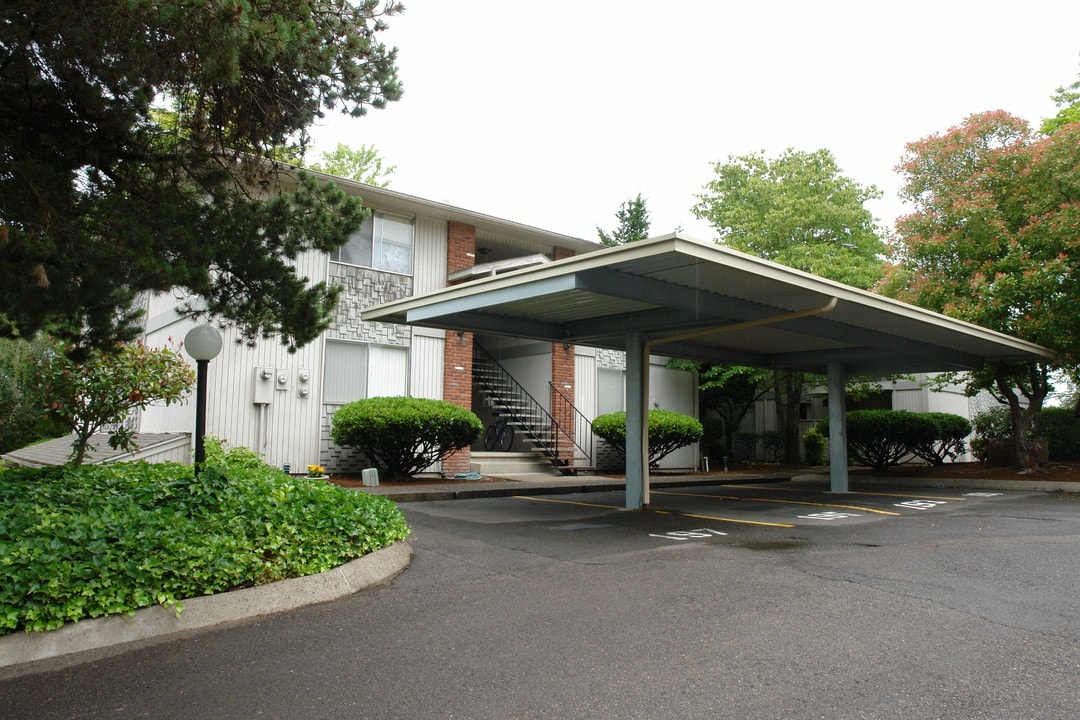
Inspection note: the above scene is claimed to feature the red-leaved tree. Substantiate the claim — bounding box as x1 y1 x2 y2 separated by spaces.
880 110 1080 464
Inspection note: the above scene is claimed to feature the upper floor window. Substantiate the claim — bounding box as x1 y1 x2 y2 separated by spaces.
331 211 414 274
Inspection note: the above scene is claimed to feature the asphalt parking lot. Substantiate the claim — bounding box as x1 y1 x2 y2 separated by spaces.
3 479 1079 720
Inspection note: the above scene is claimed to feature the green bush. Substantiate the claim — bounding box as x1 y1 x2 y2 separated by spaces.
700 417 726 463
0 444 409 634
331 396 483 479
802 426 827 466
972 406 1013 443
593 410 704 466
817 409 937 473
1035 407 1080 461
733 432 758 461
911 412 972 465
760 430 786 462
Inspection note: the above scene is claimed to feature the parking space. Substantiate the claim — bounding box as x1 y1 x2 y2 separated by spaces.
402 479 1020 558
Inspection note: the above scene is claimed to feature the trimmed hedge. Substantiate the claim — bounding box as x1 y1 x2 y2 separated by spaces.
593 410 703 466
0 442 409 635
1035 407 1080 461
331 396 483 479
817 409 939 473
911 412 972 465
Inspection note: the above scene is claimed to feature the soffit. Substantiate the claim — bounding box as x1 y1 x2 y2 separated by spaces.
364 234 1053 375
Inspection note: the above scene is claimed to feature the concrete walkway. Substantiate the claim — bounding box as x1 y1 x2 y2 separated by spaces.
3 469 1074 678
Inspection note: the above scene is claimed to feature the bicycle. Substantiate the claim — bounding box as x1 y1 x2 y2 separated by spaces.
483 416 515 451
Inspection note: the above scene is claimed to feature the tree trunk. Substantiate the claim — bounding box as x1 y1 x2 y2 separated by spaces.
772 370 804 465
994 364 1049 472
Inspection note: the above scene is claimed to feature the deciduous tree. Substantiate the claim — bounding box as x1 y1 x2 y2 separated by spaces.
692 148 886 289
310 143 396 186
1 0 403 352
34 341 195 464
882 110 1080 461
692 148 886 462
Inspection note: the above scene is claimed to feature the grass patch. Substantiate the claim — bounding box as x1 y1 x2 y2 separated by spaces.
0 444 409 634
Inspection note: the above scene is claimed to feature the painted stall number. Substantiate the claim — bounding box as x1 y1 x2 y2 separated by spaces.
798 511 863 520
894 500 948 510
964 492 1003 497
650 528 729 541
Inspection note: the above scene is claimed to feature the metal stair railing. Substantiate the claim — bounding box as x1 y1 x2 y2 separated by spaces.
473 343 570 468
549 380 594 469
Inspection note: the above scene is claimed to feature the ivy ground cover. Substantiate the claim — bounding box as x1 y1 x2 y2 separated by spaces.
0 449 409 634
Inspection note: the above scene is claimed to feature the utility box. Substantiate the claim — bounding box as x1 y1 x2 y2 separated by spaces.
253 367 275 404
361 468 380 487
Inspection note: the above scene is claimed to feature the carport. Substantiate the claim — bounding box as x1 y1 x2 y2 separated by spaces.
364 234 1054 509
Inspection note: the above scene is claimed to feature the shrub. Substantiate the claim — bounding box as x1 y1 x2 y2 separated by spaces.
733 431 758 461
0 449 409 634
700 417 726 463
33 340 194 464
331 397 483 479
592 410 704 466
1035 407 1080 461
802 426 827 466
760 430 786 462
817 409 937 473
911 412 972 465
972 406 1013 443
0 338 66 454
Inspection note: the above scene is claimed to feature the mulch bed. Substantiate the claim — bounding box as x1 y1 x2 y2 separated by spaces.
322 461 1080 488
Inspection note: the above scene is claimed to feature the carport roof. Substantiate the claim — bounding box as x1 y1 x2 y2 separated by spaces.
364 234 1053 375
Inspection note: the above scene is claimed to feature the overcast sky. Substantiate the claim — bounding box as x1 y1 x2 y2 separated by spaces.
309 0 1080 243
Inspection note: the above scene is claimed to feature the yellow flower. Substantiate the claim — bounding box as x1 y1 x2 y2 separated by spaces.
307 464 325 476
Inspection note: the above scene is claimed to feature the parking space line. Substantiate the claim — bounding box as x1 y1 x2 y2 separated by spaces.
513 496 626 510
653 490 901 516
680 512 795 528
512 496 796 528
851 491 966 501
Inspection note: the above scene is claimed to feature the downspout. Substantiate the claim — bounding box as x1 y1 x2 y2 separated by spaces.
631 297 838 508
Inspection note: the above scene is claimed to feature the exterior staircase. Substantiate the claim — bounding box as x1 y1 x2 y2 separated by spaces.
472 344 593 476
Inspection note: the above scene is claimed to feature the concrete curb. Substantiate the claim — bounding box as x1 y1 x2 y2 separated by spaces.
0 541 412 677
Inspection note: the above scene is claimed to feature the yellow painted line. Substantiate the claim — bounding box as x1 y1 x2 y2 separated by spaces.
738 484 964 502
681 512 795 528
513 496 794 528
513 496 626 510
653 490 901 516
851 491 964 501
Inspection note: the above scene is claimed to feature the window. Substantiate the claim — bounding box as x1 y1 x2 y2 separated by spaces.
597 367 626 415
323 340 408 403
331 211 414 274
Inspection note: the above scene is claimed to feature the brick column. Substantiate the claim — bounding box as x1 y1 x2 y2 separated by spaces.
550 245 577 464
551 342 576 464
442 221 476 476
552 245 576 261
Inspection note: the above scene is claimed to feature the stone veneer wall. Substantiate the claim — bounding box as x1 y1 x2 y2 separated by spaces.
321 264 413 473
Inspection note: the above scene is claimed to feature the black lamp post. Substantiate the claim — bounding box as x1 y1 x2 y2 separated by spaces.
184 324 222 474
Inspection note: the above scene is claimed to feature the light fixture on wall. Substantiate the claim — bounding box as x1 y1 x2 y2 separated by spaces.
456 330 467 343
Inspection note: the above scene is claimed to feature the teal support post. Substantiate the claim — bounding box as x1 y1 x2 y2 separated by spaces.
624 332 649 509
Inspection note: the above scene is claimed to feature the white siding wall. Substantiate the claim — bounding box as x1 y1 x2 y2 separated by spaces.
413 217 447 294
892 389 928 413
650 360 699 470
140 251 329 471
411 330 445 400
502 353 551 412
575 350 598 463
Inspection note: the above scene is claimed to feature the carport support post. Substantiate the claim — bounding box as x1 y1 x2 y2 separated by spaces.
624 332 649 509
827 362 849 493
